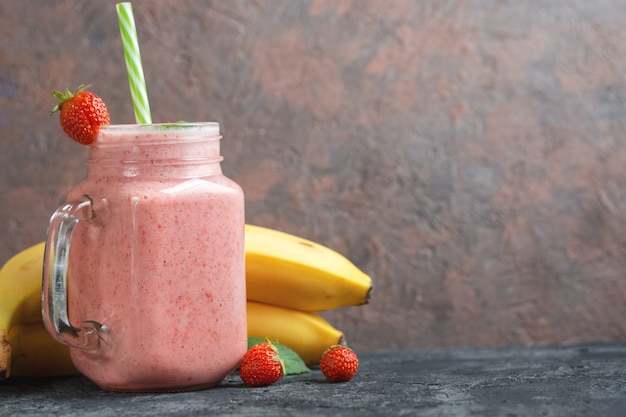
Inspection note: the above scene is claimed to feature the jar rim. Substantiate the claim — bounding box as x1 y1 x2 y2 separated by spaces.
94 122 221 147
99 122 220 135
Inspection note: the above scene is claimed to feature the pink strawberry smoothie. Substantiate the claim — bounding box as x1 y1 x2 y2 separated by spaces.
63 123 246 391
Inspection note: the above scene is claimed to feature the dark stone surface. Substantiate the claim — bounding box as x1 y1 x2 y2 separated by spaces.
1 343 624 416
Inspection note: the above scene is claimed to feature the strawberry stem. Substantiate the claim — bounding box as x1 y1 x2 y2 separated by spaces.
50 84 92 115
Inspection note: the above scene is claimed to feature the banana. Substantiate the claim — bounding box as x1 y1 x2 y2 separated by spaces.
245 224 372 311
0 242 50 378
247 301 344 366
7 322 77 377
0 242 46 328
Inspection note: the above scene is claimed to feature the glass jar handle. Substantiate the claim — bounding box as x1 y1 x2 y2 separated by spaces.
42 195 110 353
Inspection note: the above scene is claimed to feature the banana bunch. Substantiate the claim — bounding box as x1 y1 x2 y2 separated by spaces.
0 224 371 379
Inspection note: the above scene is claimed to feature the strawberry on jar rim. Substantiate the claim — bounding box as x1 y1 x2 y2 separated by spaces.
51 85 111 145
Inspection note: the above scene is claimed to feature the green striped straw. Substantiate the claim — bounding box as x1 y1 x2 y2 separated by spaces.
116 2 152 124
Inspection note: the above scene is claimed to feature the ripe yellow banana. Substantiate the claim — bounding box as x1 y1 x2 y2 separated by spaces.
247 301 344 366
7 322 76 377
245 224 372 311
0 242 77 378
0 242 46 329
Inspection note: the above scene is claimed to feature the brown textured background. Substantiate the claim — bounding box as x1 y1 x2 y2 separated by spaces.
1 0 626 351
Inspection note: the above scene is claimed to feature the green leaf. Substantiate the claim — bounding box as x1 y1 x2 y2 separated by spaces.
278 343 311 375
247 337 311 375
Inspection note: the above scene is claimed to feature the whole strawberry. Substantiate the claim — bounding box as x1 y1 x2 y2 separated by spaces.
51 85 110 145
239 340 285 387
320 345 359 383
